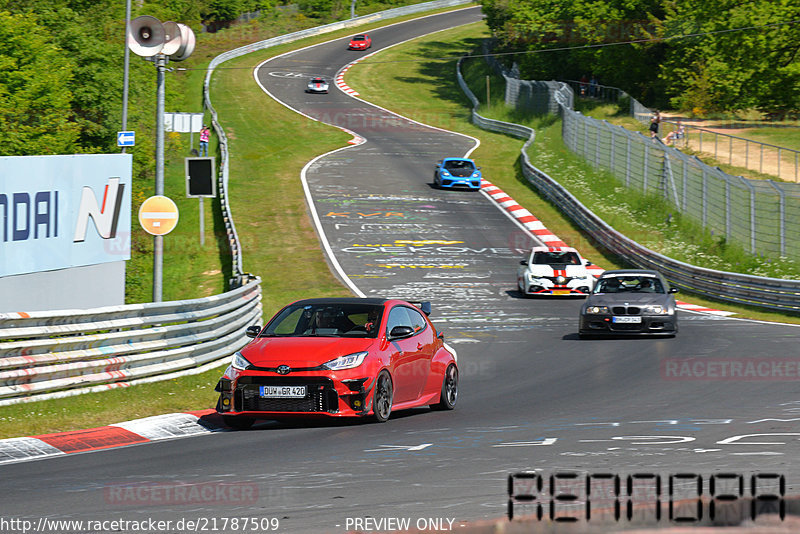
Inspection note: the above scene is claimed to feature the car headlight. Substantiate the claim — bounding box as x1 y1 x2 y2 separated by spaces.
323 351 368 371
644 305 668 314
231 351 253 370
585 306 609 314
472 172 480 177
441 170 450 176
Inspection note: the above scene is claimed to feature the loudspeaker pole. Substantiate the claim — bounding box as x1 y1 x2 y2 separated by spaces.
121 0 131 154
153 53 166 302
127 15 195 303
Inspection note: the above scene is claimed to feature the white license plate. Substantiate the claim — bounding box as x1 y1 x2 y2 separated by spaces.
612 316 642 323
260 386 306 398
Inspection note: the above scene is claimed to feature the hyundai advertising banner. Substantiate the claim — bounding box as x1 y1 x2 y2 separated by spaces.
0 154 132 277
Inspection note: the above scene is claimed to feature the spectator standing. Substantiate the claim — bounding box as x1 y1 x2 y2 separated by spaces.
579 74 588 96
199 125 210 156
649 111 661 140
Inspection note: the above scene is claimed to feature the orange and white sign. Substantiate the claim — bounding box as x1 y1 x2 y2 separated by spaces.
138 195 179 236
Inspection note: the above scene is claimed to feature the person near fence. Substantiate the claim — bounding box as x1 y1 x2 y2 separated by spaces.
199 125 210 156
589 74 598 97
649 111 661 140
663 120 685 145
579 74 588 96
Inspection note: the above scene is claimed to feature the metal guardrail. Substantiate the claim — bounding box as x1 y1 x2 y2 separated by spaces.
456 57 800 313
0 277 262 405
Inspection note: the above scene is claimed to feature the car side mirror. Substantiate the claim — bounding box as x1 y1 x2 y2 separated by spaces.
388 326 414 340
520 260 528 265
245 325 261 338
584 260 593 266
669 287 679 294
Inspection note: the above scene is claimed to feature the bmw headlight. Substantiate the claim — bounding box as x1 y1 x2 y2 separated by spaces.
644 305 668 314
585 306 609 314
323 351 368 371
231 351 253 370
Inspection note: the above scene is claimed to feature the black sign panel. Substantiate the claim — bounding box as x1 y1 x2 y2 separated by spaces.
185 157 216 198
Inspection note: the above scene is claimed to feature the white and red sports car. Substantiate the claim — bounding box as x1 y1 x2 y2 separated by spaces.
305 77 329 94
517 246 596 296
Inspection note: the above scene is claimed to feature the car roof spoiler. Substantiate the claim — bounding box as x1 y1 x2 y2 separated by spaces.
406 301 432 316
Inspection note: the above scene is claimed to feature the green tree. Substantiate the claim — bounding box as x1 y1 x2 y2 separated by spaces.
661 0 800 115
0 11 79 155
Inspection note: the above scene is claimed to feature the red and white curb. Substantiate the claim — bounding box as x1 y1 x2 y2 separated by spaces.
335 49 380 97
0 410 223 465
478 179 734 315
335 65 360 96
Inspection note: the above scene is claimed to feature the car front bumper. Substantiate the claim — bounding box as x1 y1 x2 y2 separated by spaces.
579 314 677 335
523 280 593 296
437 176 482 190
216 372 375 418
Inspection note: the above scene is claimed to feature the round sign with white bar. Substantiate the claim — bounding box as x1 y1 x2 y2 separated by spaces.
138 195 179 236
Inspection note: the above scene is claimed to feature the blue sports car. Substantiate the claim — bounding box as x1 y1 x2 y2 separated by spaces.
433 158 482 190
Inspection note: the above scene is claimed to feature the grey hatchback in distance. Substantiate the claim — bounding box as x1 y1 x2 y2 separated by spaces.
579 269 679 338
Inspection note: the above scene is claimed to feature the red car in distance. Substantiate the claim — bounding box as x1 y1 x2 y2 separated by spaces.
348 33 372 50
215 298 458 429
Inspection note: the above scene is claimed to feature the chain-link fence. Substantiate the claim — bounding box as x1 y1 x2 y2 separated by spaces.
485 56 800 262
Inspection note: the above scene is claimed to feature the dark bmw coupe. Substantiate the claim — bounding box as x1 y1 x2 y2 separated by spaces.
579 269 679 337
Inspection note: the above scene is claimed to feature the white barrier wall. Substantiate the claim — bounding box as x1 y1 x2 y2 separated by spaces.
0 154 132 311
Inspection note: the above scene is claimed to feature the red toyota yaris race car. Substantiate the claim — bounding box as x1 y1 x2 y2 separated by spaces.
216 298 458 429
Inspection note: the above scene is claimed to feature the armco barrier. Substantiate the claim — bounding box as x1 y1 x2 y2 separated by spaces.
0 277 262 405
456 57 800 313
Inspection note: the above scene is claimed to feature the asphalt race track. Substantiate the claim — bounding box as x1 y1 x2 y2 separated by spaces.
3 7 800 533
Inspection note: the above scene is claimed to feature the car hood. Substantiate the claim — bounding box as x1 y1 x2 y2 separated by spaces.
240 336 375 367
585 293 672 306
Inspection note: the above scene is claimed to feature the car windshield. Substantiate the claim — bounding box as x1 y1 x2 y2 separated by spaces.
352 35 366 41
311 78 325 83
594 276 665 294
444 160 474 171
261 303 384 338
532 251 581 265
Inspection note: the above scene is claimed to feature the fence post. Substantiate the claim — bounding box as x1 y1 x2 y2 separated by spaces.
682 159 688 211
626 137 631 187
729 136 733 165
644 142 649 193
767 180 787 257
737 176 757 254
702 168 708 227
746 140 749 169
725 179 731 240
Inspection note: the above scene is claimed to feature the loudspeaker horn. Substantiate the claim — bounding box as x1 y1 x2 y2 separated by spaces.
166 22 196 61
161 21 182 56
128 15 165 57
